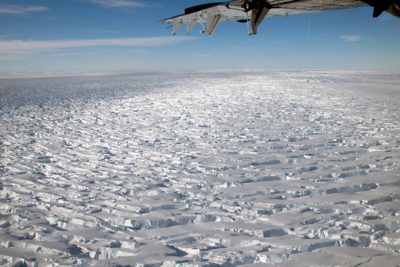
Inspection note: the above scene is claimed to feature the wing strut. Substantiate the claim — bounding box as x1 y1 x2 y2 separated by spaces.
204 14 222 36
250 6 270 35
172 22 181 36
187 21 196 35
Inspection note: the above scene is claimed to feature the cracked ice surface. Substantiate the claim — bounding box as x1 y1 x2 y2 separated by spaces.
0 71 399 266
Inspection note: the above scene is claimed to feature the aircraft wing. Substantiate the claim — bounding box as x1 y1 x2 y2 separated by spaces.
161 0 400 36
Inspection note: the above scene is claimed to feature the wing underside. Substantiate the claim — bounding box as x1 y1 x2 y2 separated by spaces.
261 0 365 10
161 0 399 36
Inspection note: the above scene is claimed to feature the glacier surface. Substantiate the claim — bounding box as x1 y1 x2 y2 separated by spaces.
0 71 399 266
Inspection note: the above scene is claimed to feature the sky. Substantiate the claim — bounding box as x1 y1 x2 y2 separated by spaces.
0 0 399 73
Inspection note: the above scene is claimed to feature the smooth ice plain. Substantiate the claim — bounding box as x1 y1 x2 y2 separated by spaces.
0 71 399 266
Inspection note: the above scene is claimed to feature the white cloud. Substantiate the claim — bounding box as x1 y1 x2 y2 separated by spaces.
0 4 48 14
339 34 362 42
0 37 196 54
89 0 147 8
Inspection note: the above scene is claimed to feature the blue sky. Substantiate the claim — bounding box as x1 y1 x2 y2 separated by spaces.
0 0 399 72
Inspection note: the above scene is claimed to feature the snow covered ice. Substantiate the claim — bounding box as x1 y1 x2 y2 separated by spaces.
0 71 399 266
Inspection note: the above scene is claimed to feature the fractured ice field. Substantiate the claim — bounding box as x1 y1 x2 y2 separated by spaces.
0 71 399 266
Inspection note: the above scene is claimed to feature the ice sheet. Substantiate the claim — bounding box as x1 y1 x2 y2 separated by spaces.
0 71 399 266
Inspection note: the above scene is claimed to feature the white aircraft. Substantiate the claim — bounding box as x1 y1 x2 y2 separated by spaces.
161 0 400 36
